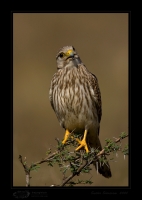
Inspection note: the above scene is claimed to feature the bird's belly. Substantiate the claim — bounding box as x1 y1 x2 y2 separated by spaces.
58 100 97 132
53 80 98 132
64 113 93 132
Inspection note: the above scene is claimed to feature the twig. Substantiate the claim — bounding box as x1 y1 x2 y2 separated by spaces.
19 151 58 187
19 155 30 187
29 151 58 169
60 134 128 186
60 160 88 187
19 134 128 186
96 134 128 157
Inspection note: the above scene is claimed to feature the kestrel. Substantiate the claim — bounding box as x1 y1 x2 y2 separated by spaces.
49 46 112 178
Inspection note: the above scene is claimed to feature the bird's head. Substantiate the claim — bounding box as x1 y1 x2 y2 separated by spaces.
56 46 82 69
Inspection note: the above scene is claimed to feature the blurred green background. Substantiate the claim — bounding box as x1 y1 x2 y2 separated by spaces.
13 13 128 186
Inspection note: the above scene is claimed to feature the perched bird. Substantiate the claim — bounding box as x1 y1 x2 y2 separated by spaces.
49 46 112 178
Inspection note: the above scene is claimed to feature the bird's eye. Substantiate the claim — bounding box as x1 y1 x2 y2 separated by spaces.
72 46 75 51
59 53 64 58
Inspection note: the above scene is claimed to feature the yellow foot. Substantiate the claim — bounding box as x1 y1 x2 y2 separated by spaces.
75 130 89 153
62 130 70 144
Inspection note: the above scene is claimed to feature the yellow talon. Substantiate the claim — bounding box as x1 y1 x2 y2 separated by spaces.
62 130 70 144
75 130 89 153
62 129 89 153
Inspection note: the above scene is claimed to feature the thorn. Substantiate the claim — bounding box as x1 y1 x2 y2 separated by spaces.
113 137 118 140
116 152 118 157
96 162 98 175
70 128 76 134
105 162 109 168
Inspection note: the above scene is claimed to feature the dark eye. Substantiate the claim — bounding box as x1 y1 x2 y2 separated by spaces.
59 53 64 58
72 46 75 51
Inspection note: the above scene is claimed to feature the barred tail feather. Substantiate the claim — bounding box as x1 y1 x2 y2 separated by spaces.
89 135 112 178
93 158 112 178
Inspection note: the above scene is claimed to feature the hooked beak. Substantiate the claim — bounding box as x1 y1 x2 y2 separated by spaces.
65 49 74 59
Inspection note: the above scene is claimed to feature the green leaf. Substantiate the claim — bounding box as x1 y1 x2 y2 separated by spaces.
81 168 89 173
120 132 128 139
46 149 51 155
104 146 110 153
24 161 27 165
68 184 74 187
105 138 112 144
30 164 40 171
85 180 93 184
70 166 78 173
62 167 68 174
122 144 129 155
47 162 53 167
77 179 82 183
68 181 76 185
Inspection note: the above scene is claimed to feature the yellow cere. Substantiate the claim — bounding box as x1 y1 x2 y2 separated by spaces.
66 49 74 56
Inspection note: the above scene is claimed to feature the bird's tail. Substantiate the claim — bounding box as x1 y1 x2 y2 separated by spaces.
89 134 112 178
93 156 112 178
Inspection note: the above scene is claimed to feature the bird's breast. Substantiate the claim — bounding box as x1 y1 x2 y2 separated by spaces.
53 73 97 130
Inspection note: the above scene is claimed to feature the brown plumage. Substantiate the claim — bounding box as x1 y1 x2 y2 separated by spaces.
49 46 111 178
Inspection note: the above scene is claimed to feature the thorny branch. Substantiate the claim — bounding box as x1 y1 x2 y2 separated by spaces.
19 133 128 187
18 152 59 187
96 133 128 157
19 155 31 187
60 160 88 186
